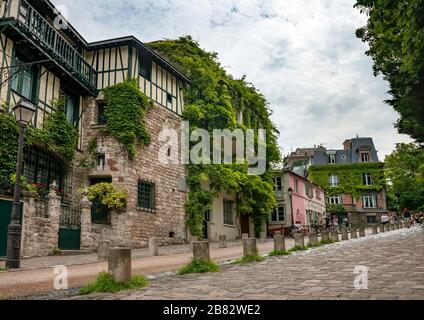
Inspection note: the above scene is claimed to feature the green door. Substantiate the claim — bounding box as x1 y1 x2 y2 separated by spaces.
58 228 81 250
0 200 13 257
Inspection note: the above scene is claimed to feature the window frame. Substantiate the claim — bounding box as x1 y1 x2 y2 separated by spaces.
361 153 370 163
363 193 377 209
223 199 235 226
271 205 285 223
329 195 341 205
275 177 282 191
137 180 156 212
362 173 374 186
328 154 336 164
328 173 339 187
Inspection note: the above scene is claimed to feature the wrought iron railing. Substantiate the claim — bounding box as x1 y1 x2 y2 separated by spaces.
15 0 96 90
60 203 81 228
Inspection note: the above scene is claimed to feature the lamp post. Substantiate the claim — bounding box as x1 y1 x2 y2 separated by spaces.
6 99 35 269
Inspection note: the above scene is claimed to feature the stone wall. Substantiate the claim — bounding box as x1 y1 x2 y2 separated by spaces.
21 193 61 257
76 96 188 248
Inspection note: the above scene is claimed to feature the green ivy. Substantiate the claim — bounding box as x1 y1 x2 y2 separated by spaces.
82 182 129 209
149 37 281 237
0 98 78 191
102 80 152 160
308 163 386 198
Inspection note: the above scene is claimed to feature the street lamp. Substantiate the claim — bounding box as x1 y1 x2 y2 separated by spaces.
6 99 35 269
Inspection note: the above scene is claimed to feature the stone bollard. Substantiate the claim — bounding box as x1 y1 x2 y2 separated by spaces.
260 232 267 242
219 235 227 248
391 223 395 231
243 238 258 256
372 225 378 235
274 234 286 252
294 233 305 249
359 228 366 237
308 232 318 247
395 223 400 230
341 228 349 241
193 241 210 261
97 239 111 262
242 233 249 240
321 231 330 242
379 224 385 233
351 229 358 239
149 238 159 256
108 248 132 283
331 230 339 242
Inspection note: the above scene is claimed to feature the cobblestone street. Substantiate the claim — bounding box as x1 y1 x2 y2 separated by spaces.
70 227 424 300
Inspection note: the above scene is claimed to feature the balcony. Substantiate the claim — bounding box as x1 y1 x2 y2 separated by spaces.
0 0 97 95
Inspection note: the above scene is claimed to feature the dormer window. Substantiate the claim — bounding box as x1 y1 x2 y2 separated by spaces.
361 153 370 163
329 154 336 164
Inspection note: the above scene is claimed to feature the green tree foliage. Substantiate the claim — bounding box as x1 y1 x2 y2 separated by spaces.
385 143 424 211
103 80 152 160
355 0 424 142
149 36 281 237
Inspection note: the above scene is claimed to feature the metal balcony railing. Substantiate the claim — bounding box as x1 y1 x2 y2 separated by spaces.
15 0 96 91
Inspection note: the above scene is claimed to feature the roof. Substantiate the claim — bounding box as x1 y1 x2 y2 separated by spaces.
87 36 190 83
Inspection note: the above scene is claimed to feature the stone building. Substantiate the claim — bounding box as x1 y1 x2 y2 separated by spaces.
284 137 388 226
0 0 189 257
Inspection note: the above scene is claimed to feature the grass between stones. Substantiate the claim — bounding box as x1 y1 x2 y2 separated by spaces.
269 249 291 256
178 259 221 275
79 272 149 295
234 254 265 264
288 245 309 252
319 239 335 245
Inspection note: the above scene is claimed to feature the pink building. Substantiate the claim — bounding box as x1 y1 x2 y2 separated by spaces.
270 170 326 236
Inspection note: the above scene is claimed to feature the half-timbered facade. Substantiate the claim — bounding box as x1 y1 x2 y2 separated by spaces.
0 0 189 257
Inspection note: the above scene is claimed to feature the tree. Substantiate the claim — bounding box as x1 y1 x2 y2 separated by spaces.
385 143 424 211
355 0 424 142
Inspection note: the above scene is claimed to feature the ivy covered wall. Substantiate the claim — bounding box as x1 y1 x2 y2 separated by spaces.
148 36 281 237
308 163 386 199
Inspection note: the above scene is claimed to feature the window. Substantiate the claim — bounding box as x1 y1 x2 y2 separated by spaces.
139 53 152 81
328 154 336 164
367 215 377 224
204 209 211 222
328 174 339 187
329 195 341 205
138 180 155 211
361 153 370 163
362 173 374 186
11 56 37 100
275 177 282 191
97 102 107 125
97 154 106 170
363 194 377 208
271 206 285 222
223 200 234 225
65 94 80 127
166 93 173 104
316 189 321 200
305 184 313 198
294 180 299 193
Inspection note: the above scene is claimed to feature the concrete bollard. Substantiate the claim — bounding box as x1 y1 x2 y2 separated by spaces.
108 248 132 283
331 230 339 242
260 232 267 242
308 232 318 247
193 241 210 261
219 235 227 248
391 223 395 231
379 224 385 233
359 228 366 237
372 225 378 235
149 238 159 256
341 228 349 241
294 233 305 249
242 233 249 240
395 223 400 230
273 234 286 252
321 231 330 242
243 238 258 256
351 229 358 239
97 239 111 262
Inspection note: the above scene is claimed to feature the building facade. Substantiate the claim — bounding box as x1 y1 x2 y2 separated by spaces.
0 0 190 257
285 137 388 227
270 170 326 236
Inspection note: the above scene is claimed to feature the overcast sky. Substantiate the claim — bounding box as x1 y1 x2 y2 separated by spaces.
53 0 412 159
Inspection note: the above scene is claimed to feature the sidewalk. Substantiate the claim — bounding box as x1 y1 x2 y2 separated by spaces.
0 228 374 299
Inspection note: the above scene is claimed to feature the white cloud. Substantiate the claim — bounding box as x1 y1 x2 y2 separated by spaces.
53 0 413 159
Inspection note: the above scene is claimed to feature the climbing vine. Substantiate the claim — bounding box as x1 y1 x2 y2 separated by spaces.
0 98 78 192
308 163 386 199
149 36 281 237
102 80 153 160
